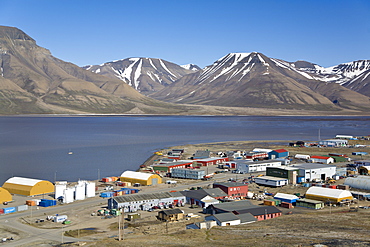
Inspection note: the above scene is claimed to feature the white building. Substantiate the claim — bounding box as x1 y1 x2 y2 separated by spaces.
318 139 348 147
254 176 289 187
291 163 336 182
309 156 334 164
205 212 241 226
236 160 282 174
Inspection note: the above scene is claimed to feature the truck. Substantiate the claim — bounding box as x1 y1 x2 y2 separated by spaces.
203 174 214 180
53 215 68 223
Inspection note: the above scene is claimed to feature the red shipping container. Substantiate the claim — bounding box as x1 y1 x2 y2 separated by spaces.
102 177 112 183
281 202 293 209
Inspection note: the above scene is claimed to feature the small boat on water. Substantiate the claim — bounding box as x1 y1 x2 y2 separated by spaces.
68 150 73 155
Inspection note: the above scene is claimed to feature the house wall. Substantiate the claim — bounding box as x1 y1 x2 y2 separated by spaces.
109 195 185 212
205 215 240 226
299 167 336 182
213 184 249 197
254 212 282 221
254 178 288 187
237 161 281 173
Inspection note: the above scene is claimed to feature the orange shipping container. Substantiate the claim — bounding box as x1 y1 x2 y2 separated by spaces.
111 177 119 182
26 200 37 206
264 200 275 206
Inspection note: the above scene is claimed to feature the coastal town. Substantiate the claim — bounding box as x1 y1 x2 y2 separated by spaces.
1 135 370 246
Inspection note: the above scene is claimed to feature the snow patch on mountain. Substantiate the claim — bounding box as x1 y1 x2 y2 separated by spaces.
181 64 200 71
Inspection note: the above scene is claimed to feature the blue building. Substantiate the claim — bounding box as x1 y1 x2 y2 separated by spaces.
268 149 289 159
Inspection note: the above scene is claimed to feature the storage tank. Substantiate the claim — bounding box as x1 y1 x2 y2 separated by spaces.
74 184 85 200
55 184 67 200
64 187 74 203
344 176 370 190
85 182 96 198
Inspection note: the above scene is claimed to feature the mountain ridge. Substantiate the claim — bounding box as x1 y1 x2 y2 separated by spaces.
0 25 369 115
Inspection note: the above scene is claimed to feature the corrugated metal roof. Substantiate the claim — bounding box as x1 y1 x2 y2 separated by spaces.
306 187 352 199
211 212 239 222
255 176 288 181
214 182 247 188
113 192 183 203
209 200 253 211
237 212 257 223
236 206 282 216
181 188 227 200
274 193 299 200
120 171 154 180
297 198 324 204
159 208 183 215
344 176 370 190
4 177 43 186
291 163 336 169
311 155 331 160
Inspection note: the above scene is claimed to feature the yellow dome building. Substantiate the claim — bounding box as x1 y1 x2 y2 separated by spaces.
2 177 54 196
120 171 162 186
0 187 12 204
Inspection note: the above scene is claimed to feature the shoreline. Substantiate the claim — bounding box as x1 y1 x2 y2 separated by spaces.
1 113 370 117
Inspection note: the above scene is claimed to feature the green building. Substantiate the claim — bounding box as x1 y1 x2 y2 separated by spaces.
266 166 299 184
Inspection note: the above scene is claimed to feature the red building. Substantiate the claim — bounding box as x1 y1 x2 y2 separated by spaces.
195 157 229 167
245 152 268 160
213 182 248 198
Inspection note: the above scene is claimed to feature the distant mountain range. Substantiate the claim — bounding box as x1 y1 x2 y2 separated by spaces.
0 26 204 115
0 25 369 115
83 59 200 95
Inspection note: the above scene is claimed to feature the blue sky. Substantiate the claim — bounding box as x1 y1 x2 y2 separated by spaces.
1 0 370 68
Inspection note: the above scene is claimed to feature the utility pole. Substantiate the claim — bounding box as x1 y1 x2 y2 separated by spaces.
122 210 124 241
118 212 121 241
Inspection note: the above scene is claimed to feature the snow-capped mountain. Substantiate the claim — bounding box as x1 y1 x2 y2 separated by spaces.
150 52 370 111
180 64 201 71
0 25 188 115
291 60 370 85
83 58 199 95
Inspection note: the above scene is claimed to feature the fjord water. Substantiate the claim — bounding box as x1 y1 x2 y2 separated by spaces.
0 115 369 184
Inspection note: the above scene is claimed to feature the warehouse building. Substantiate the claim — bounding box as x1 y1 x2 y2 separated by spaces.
171 168 205 180
2 177 54 196
268 149 289 159
152 161 193 173
309 155 334 164
305 187 353 204
266 166 299 184
344 175 370 190
296 198 325 209
254 176 289 187
120 171 162 186
108 192 185 212
0 187 12 204
181 188 226 207
290 163 336 182
236 160 282 174
194 157 229 167
213 182 249 198
274 193 299 204
318 139 348 147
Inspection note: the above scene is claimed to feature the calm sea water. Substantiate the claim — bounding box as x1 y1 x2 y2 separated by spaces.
0 115 369 184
